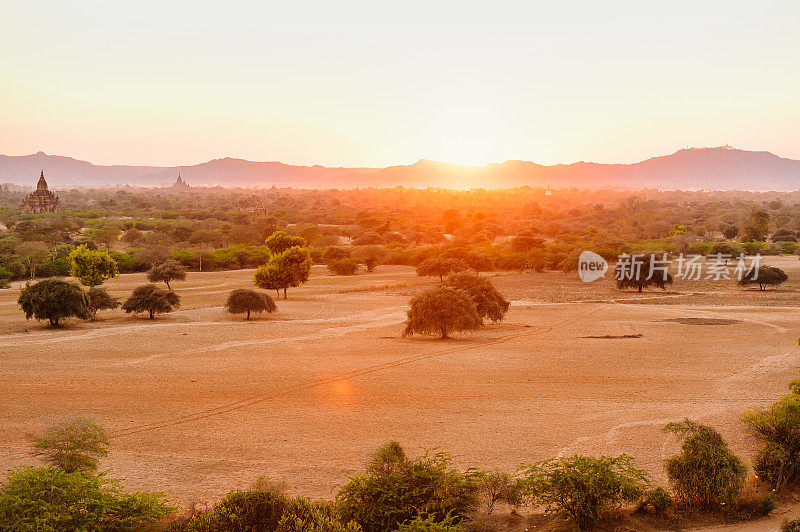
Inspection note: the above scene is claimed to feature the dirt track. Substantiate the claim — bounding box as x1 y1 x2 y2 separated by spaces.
1 261 799 527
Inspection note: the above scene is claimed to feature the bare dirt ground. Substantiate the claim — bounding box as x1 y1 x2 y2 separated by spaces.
2 259 800 529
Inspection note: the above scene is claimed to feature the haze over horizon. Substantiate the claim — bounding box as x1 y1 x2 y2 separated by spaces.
3 1 799 168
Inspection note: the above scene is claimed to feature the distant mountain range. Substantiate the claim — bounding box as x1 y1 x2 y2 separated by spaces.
2 146 800 191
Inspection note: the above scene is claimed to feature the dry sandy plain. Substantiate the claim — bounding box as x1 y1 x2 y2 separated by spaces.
2 259 800 528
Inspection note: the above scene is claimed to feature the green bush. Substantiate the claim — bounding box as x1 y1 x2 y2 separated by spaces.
328 258 361 275
663 419 747 508
33 416 109 472
742 380 800 491
171 488 291 531
336 442 478 532
276 501 362 532
395 514 462 531
0 467 173 531
637 487 673 514
522 454 650 531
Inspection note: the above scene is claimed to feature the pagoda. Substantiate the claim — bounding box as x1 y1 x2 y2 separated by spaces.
19 171 61 213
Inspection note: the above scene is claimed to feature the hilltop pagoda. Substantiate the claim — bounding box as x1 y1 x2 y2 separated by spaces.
172 173 190 188
19 171 61 213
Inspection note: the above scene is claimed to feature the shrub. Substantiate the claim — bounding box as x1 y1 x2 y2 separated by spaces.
615 253 673 292
637 487 673 514
353 245 387 272
171 488 291 531
322 246 351 263
708 242 744 258
473 470 523 514
403 286 482 339
522 454 650 531
18 278 91 327
32 416 109 472
225 288 277 320
742 380 800 491
276 501 362 532
663 419 747 508
444 271 509 323
328 258 361 275
0 467 173 531
395 514 462 532
336 442 478 532
122 284 180 319
0 265 10 287
147 259 187 290
87 287 120 319
738 265 788 290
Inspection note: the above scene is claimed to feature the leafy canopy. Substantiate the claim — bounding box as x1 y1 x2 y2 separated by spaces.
33 416 109 473
69 245 119 287
403 286 482 339
122 284 180 319
225 288 277 319
147 259 187 290
266 230 307 254
18 278 91 326
445 271 509 322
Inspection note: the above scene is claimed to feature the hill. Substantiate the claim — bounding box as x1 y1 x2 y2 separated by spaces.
2 146 799 190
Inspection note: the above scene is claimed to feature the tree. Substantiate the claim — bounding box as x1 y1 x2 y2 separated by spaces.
416 258 468 282
328 258 361 275
32 417 109 473
322 246 351 263
86 287 119 319
266 230 307 254
615 253 673 292
69 245 119 287
225 289 277 320
120 228 143 245
445 271 509 322
739 265 788 291
16 241 49 279
663 419 747 508
0 266 11 287
18 279 91 327
403 286 482 339
336 442 478 532
254 246 312 299
122 284 180 319
146 259 186 290
742 211 770 242
93 225 121 249
353 245 387 272
708 241 744 259
522 455 650 531
722 225 739 239
742 380 800 491
0 467 174 530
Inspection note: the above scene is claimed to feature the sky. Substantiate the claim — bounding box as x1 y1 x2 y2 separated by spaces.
2 0 799 168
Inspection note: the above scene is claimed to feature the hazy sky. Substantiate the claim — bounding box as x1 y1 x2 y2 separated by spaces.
2 1 799 167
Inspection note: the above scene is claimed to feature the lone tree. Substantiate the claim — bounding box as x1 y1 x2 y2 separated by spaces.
416 257 469 282
122 284 180 319
663 419 746 508
403 286 482 339
254 246 312 299
739 265 788 291
225 289 277 320
265 230 307 254
18 279 91 327
32 417 109 473
146 259 186 290
615 253 673 292
445 271 509 322
69 245 119 287
354 245 387 272
86 287 119 319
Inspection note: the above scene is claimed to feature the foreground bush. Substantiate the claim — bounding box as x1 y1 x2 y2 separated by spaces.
0 467 173 531
783 517 800 532
225 288 277 320
33 416 109 473
473 470 523 514
336 441 478 532
403 286 482 339
18 278 91 327
522 454 650 531
663 419 746 508
171 488 360 532
742 380 800 491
